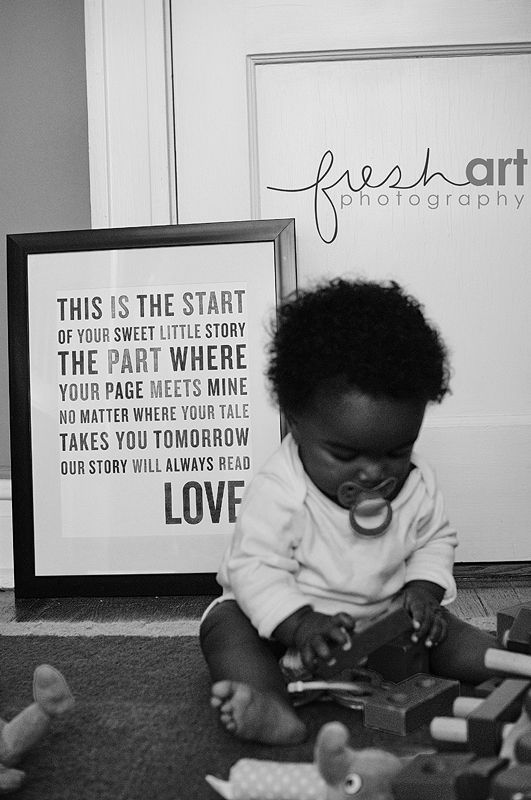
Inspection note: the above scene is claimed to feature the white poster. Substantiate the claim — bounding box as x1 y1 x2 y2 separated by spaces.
8 221 296 590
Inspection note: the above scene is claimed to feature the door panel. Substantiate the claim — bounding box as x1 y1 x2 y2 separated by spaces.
170 1 531 562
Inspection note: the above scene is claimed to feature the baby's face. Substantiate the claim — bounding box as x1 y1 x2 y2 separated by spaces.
289 383 426 505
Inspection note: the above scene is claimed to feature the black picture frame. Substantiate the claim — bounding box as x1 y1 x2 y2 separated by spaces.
7 219 297 598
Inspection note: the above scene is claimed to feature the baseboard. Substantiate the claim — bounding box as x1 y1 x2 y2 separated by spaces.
455 561 531 585
0 569 14 590
2 563 529 594
0 486 13 589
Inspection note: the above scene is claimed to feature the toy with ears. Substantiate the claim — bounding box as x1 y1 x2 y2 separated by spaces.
0 664 74 793
206 721 415 800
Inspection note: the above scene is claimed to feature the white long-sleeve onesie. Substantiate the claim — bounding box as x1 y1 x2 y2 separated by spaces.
216 434 457 639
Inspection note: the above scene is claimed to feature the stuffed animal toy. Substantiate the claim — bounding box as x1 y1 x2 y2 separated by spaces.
206 721 409 799
315 722 405 800
0 664 74 793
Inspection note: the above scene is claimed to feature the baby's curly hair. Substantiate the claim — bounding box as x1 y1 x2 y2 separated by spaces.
267 278 451 414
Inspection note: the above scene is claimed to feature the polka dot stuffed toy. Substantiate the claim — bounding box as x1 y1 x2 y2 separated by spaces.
206 721 405 800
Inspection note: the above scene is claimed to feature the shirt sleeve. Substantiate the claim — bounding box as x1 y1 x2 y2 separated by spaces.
404 482 458 605
217 468 313 638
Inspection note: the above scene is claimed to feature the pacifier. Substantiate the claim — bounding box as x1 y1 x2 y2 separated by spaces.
337 477 397 537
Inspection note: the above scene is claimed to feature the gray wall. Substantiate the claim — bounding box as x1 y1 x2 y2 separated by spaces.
0 0 91 471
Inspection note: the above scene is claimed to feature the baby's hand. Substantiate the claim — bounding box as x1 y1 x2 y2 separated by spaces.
293 611 356 670
402 581 447 648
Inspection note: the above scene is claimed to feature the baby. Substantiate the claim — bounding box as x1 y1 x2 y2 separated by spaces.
200 278 497 744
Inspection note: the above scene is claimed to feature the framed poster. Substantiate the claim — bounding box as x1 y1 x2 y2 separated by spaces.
7 219 297 597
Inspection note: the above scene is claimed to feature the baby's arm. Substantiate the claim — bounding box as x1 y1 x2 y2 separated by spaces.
403 473 458 647
222 472 316 638
223 469 356 668
273 607 356 670
402 579 446 647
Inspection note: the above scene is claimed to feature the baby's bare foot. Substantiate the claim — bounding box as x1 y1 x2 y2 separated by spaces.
211 680 307 744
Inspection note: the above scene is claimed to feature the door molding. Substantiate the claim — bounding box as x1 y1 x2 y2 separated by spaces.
247 41 531 217
84 0 177 228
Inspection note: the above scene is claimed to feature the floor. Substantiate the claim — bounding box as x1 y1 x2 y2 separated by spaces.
1 581 530 636
445 580 531 630
0 590 212 636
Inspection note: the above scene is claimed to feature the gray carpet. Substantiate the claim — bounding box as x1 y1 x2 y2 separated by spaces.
1 636 437 799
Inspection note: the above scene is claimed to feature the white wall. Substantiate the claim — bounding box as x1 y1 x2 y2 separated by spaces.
0 0 91 470
0 0 91 586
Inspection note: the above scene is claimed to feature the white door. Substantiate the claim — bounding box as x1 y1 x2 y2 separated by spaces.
169 0 531 564
84 0 531 565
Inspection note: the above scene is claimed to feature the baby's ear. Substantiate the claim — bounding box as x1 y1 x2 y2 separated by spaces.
314 722 352 785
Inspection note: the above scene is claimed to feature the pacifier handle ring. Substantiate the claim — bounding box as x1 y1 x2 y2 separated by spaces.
337 478 396 537
349 502 393 537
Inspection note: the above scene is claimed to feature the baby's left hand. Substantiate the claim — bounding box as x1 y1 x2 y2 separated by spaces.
402 580 447 648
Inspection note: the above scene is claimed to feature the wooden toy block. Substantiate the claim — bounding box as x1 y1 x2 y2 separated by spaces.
393 753 510 800
315 606 413 679
504 606 531 654
499 688 531 764
454 756 510 800
497 601 528 635
431 679 530 756
428 643 531 797
515 730 531 763
474 675 505 697
468 678 531 756
365 631 430 682
332 673 459 735
453 696 484 717
497 602 531 653
485 647 531 679
392 752 475 800
491 764 531 800
430 679 531 761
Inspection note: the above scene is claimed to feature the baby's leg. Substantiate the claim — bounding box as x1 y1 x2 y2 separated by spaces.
200 600 306 744
428 609 500 684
